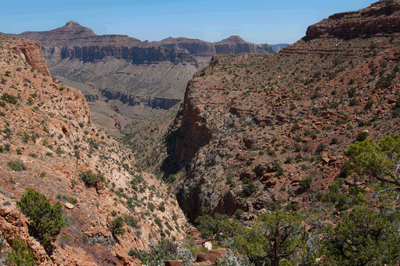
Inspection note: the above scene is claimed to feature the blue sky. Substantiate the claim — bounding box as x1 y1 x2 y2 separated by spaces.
1 0 377 44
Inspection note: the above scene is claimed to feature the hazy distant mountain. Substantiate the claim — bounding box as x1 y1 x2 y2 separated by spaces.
269 43 290 52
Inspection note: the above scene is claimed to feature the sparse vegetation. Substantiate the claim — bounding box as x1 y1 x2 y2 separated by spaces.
7 160 26 171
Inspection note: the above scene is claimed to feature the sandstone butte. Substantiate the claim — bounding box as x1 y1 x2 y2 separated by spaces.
0 35 192 265
123 0 400 223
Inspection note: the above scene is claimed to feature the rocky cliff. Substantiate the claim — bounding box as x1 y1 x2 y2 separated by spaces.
10 39 50 76
0 34 191 265
8 22 275 134
18 21 196 65
124 0 400 222
44 45 196 64
157 35 275 56
306 1 400 39
155 37 217 57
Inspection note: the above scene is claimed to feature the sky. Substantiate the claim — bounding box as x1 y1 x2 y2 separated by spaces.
1 0 378 45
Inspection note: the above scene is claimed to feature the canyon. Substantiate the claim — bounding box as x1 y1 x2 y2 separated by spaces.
2 0 400 264
6 21 275 135
124 0 400 222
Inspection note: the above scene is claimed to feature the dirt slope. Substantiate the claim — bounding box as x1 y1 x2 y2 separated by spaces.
0 34 191 265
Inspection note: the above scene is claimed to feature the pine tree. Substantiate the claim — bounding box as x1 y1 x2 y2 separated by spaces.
7 236 35 266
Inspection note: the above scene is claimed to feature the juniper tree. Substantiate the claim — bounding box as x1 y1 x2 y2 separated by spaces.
17 189 65 254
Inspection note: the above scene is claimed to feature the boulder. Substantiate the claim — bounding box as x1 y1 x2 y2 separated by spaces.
203 241 212 251
64 202 75 209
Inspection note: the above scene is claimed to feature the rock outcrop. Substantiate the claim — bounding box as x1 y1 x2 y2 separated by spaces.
306 1 400 39
10 39 50 76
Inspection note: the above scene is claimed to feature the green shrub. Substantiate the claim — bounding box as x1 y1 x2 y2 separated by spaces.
298 175 312 190
364 99 374 110
158 203 166 212
129 240 188 265
28 153 37 158
0 232 4 260
17 189 65 254
7 236 35 266
68 197 77 204
375 74 393 89
317 143 326 152
242 178 257 196
27 97 33 106
291 123 299 131
155 217 163 227
331 138 338 144
356 131 369 142
392 108 400 118
109 216 125 235
80 170 105 187
323 207 400 265
1 93 18 104
284 156 293 164
7 160 26 171
148 202 156 212
349 98 357 106
273 162 284 176
124 215 140 229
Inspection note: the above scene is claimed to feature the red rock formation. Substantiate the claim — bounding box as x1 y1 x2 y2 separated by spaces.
11 40 50 76
306 1 400 39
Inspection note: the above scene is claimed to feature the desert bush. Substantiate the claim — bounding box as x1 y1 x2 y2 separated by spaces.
7 160 26 171
364 99 374 110
124 215 140 229
356 131 369 142
1 93 17 104
242 178 257 196
317 143 326 153
148 202 156 212
129 240 193 266
299 175 313 190
109 216 125 235
80 170 105 187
